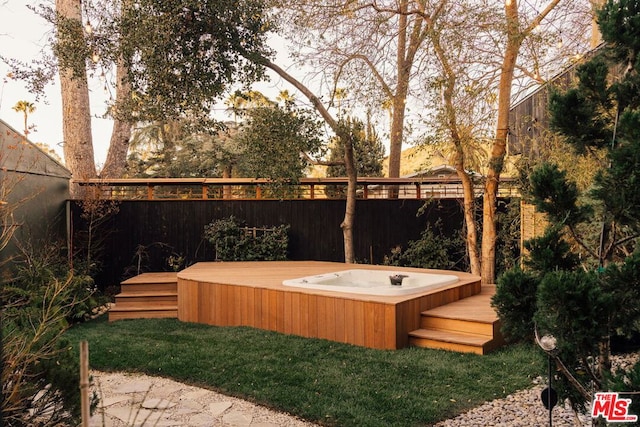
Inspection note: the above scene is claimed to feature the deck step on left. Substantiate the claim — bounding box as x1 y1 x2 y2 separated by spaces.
408 285 505 355
108 272 178 322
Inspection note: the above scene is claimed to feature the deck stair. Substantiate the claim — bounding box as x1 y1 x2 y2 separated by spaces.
108 272 178 321
409 285 504 355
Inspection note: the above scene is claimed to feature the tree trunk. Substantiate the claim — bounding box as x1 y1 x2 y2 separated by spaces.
101 58 132 178
481 1 521 285
259 57 356 263
341 132 357 264
56 0 96 196
387 0 408 188
430 24 481 276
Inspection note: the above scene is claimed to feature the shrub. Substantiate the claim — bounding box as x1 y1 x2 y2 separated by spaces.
204 216 289 261
491 268 540 343
9 240 107 323
1 277 87 426
383 220 464 270
1 238 105 425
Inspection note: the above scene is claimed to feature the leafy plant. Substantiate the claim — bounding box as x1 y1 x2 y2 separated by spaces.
1 276 87 426
9 239 107 323
203 216 289 261
383 220 463 270
491 268 539 343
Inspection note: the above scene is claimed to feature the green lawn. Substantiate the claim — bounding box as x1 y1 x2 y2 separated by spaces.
64 316 544 426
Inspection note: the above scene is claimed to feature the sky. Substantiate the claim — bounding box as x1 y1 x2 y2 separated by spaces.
0 0 300 168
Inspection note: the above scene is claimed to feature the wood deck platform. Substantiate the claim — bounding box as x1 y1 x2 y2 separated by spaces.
108 262 503 354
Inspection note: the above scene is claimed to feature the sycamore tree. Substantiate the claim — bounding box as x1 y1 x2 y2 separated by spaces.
493 0 640 414
272 0 447 181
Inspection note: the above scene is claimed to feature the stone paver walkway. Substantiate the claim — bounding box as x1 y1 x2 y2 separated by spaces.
89 371 318 427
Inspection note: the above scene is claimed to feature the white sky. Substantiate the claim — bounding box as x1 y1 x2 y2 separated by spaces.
0 0 302 168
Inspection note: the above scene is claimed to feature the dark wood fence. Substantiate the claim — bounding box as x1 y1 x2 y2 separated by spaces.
70 198 465 289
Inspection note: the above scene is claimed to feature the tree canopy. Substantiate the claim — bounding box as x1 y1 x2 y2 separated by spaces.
118 0 273 127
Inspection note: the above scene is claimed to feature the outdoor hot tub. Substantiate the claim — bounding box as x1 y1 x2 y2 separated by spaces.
177 261 481 349
282 269 459 296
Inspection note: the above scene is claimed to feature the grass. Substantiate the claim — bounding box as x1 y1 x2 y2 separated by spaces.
64 316 544 426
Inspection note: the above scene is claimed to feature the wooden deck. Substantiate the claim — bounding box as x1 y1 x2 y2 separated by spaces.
108 262 503 353
175 261 503 353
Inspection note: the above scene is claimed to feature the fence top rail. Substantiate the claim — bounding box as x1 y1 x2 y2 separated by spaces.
76 176 518 186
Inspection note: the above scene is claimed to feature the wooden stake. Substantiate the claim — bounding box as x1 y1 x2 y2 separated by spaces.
80 340 90 427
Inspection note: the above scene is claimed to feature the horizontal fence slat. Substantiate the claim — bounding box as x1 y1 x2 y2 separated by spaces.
74 177 520 200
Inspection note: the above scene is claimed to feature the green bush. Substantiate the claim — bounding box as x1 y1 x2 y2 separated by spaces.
1 239 105 425
8 241 107 323
523 226 580 273
1 277 87 426
491 268 540 343
204 216 289 261
383 220 464 270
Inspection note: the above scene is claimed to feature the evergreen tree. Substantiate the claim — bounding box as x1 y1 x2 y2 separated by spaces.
235 102 324 196
493 0 640 415
327 117 385 178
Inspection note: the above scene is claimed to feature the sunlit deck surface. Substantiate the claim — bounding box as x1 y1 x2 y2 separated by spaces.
177 261 484 350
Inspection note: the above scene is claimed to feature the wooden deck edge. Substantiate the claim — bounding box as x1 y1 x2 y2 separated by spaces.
121 272 179 285
409 329 503 355
409 329 492 345
421 313 499 324
109 305 178 312
115 292 178 297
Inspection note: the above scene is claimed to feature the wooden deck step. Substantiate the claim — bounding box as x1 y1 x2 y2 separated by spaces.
409 329 495 355
114 292 178 307
109 272 179 322
409 285 504 355
108 305 178 321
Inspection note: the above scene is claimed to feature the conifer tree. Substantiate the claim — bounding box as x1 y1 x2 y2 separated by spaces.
493 0 640 415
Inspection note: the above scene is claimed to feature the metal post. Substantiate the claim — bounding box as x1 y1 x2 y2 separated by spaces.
548 355 553 426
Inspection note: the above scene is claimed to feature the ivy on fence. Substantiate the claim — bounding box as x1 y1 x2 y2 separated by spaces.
203 216 289 261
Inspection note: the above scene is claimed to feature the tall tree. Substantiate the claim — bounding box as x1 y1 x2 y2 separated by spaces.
274 0 446 180
371 0 590 280
54 0 97 192
255 58 358 262
425 1 495 276
479 0 583 283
